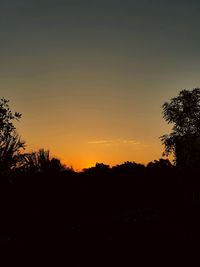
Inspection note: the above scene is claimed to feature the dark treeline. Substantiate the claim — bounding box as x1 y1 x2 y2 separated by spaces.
1 89 200 264
1 160 200 264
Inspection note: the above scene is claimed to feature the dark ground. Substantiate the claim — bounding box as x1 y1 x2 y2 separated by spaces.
1 163 200 265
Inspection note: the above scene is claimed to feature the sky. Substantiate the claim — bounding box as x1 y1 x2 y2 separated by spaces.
1 0 200 170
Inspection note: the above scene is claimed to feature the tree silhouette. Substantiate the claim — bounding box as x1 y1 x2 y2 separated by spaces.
160 88 200 165
0 98 25 172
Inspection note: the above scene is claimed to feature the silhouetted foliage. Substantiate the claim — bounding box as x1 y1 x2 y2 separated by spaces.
22 149 66 173
0 98 25 173
1 97 200 264
147 158 173 169
161 88 200 165
50 158 65 173
112 161 145 172
22 149 51 173
83 163 110 174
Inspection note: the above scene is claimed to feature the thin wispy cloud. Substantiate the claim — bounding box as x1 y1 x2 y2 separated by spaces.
122 140 141 145
88 139 141 145
88 140 110 144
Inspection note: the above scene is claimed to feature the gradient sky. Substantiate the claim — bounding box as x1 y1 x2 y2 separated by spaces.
1 0 200 170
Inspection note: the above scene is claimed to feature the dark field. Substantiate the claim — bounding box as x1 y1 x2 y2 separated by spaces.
1 161 199 264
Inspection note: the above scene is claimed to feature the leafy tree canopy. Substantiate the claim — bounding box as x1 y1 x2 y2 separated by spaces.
161 88 200 159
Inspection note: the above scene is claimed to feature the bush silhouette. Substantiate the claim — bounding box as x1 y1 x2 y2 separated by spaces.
22 149 66 173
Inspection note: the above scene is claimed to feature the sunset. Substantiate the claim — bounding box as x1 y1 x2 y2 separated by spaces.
1 0 200 263
2 0 200 169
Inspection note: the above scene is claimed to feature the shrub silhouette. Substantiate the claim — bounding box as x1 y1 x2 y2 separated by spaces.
22 149 66 173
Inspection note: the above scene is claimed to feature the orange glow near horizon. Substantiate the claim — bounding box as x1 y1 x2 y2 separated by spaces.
49 147 166 171
21 131 166 171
